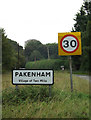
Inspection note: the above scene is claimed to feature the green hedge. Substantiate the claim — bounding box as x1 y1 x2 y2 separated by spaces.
25 59 69 70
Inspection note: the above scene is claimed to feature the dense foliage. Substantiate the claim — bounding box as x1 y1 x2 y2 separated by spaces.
25 39 48 61
25 59 69 70
1 29 25 72
72 1 91 72
3 85 89 105
2 83 90 118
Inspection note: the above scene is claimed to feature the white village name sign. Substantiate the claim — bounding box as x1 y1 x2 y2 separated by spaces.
12 69 54 85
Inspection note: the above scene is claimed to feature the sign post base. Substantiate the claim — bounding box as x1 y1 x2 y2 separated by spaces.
49 85 51 97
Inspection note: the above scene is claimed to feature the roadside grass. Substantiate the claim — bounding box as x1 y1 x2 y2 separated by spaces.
2 71 90 118
73 70 89 75
2 71 89 93
2 72 14 90
2 94 89 118
54 70 89 94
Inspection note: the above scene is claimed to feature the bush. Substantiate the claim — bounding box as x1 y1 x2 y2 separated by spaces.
2 86 50 105
25 59 69 70
2 86 89 106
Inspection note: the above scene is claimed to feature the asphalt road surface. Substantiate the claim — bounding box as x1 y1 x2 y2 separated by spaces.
75 75 91 82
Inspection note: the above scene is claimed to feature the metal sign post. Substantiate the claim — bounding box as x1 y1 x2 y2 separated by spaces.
15 43 19 90
49 85 51 97
15 85 19 91
69 56 73 92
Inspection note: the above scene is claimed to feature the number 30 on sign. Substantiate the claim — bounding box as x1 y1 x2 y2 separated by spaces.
58 32 82 56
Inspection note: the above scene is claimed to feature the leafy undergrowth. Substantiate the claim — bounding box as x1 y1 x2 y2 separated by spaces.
2 85 90 118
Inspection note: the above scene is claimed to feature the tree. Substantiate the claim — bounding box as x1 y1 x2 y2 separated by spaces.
1 28 26 72
80 46 90 71
8 40 26 68
72 1 91 72
29 50 43 61
2 29 15 71
73 6 87 32
84 1 91 20
46 43 60 59
24 39 47 61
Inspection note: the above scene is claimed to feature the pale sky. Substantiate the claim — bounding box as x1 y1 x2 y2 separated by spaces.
0 0 83 48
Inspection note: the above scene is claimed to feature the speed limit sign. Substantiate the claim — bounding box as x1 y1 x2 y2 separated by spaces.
58 32 82 56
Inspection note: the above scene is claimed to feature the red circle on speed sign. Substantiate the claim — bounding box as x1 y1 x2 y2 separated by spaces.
60 34 79 53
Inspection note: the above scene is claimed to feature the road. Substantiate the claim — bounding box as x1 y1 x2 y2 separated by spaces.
74 74 91 82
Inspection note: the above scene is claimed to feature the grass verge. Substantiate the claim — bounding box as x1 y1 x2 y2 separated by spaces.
2 71 90 118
